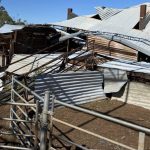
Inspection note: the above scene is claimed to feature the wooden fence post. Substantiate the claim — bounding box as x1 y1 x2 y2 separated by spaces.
40 91 50 150
138 132 145 150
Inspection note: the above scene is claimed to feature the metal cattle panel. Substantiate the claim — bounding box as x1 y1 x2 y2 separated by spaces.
34 71 106 105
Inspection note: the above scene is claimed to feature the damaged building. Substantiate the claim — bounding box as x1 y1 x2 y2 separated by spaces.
0 2 150 150
0 24 83 69
49 3 150 109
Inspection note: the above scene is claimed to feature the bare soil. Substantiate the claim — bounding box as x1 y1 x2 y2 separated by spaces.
0 104 18 145
53 100 150 150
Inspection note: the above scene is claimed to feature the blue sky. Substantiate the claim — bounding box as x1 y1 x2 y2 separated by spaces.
1 0 148 24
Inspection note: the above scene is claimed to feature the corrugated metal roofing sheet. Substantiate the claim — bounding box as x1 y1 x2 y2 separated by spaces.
98 60 150 74
104 68 127 93
6 54 63 76
98 6 140 29
51 4 141 30
95 7 122 20
0 24 25 34
0 72 5 78
50 16 101 30
35 71 106 106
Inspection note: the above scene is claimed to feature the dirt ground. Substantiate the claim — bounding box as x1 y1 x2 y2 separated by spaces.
0 104 19 145
53 100 150 150
0 100 150 150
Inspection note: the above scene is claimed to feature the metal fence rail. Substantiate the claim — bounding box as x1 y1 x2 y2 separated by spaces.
49 96 150 150
0 76 41 149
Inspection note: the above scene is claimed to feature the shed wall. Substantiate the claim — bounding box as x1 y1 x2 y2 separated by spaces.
112 81 150 110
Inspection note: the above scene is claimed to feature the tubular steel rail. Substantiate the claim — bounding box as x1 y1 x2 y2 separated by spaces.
50 99 150 150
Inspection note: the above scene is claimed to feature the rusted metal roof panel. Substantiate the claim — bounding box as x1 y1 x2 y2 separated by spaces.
50 3 150 56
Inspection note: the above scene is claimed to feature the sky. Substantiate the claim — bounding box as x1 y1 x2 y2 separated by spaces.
1 0 149 24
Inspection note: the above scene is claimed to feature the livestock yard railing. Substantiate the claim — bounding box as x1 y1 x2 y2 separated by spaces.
0 76 40 149
49 98 150 150
0 76 150 150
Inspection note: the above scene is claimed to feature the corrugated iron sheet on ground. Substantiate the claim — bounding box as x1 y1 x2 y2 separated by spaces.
34 71 106 106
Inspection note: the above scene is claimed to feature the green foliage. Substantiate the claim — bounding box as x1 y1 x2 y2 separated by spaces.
0 4 27 27
0 6 15 27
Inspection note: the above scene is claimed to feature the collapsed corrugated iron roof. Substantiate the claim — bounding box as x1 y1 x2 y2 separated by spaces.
50 3 150 57
50 16 101 30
